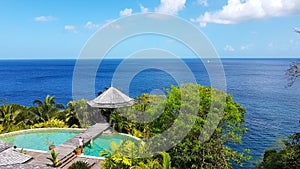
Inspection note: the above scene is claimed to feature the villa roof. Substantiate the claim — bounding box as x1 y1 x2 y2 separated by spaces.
0 141 32 166
0 164 53 169
0 148 32 166
87 87 136 108
0 140 11 153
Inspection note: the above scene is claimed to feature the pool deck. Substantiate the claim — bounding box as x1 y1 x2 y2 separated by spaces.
28 123 110 167
24 150 102 169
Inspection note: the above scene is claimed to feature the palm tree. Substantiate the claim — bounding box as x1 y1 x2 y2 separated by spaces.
32 95 64 123
0 104 23 132
64 100 81 127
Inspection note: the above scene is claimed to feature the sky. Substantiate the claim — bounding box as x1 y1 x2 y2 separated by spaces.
0 0 300 59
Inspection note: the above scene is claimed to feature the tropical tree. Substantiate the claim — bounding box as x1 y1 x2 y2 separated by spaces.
0 104 27 132
154 84 250 169
108 83 250 168
132 152 175 169
135 94 162 112
101 140 175 169
257 121 300 169
63 100 81 128
31 95 64 123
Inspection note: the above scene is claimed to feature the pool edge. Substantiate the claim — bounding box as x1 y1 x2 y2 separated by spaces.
0 128 86 137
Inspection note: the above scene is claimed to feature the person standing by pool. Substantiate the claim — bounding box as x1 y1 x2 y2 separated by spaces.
89 138 93 148
78 137 84 153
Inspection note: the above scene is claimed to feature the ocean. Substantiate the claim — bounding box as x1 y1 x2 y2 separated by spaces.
0 58 300 168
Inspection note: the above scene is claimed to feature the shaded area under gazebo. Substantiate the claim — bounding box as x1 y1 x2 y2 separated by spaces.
87 87 136 122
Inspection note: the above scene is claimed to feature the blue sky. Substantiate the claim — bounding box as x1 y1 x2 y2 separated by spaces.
0 0 300 59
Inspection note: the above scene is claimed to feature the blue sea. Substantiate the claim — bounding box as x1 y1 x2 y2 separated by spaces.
0 58 300 168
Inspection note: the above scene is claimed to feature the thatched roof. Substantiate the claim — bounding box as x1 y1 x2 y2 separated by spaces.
0 140 11 153
0 140 32 166
87 87 135 108
0 149 32 166
0 164 53 169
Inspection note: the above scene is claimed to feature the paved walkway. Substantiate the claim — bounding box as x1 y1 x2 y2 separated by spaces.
28 123 110 166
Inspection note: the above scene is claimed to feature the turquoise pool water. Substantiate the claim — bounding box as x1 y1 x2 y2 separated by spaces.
0 130 80 151
83 134 138 157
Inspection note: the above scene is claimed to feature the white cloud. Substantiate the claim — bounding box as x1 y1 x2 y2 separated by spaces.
64 25 75 31
224 45 235 52
84 21 100 30
192 0 300 27
120 8 133 16
155 0 186 15
64 25 77 33
140 4 149 13
198 0 208 7
241 44 252 50
34 16 56 22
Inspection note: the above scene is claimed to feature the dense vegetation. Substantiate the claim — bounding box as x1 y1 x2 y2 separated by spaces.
68 161 90 169
100 140 175 169
106 84 251 168
0 83 251 168
257 121 300 169
0 95 81 134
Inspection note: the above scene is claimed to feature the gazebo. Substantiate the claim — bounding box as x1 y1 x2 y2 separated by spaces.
87 87 136 122
87 87 135 108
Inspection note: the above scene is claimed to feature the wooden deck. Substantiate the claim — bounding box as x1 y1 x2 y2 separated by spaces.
60 156 103 169
24 150 103 169
28 123 110 167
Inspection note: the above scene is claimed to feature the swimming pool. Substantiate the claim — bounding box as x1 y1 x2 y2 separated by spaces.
83 134 138 157
0 129 82 151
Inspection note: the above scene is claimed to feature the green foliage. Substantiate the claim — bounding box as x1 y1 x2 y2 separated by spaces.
68 161 90 169
0 104 29 133
110 84 250 168
160 152 174 169
0 84 250 169
165 85 250 168
74 99 91 128
257 131 300 168
31 119 68 128
134 93 163 112
47 150 62 168
63 101 81 128
100 140 138 168
0 96 86 134
131 152 175 169
31 95 64 123
101 140 175 169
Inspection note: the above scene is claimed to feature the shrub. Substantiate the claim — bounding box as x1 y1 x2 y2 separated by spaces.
68 161 90 169
46 150 61 168
31 119 68 128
